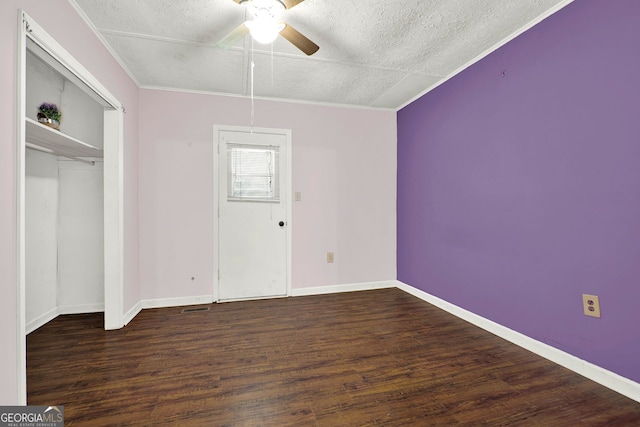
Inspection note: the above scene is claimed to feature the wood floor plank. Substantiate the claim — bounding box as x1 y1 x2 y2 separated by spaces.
27 288 640 425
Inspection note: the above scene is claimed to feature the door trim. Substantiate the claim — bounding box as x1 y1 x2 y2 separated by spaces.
213 125 293 302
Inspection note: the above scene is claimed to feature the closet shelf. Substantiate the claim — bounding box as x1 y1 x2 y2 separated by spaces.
25 117 103 159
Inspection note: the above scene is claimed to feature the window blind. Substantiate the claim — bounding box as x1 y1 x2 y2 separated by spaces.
227 144 280 202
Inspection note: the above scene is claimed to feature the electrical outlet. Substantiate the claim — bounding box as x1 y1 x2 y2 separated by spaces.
327 252 334 263
582 294 601 318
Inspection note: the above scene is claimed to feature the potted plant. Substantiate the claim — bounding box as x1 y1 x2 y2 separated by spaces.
37 102 62 130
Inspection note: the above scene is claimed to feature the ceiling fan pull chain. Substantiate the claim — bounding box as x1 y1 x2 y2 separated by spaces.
250 38 255 132
251 60 255 130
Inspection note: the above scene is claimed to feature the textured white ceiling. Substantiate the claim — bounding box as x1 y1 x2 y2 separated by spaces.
71 0 571 109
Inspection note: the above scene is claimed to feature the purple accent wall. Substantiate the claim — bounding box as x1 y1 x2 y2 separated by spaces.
397 0 640 382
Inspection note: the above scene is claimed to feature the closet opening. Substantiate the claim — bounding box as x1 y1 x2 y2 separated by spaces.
25 37 107 334
17 11 125 404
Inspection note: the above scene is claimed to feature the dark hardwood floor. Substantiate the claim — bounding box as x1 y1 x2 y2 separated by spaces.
28 288 640 426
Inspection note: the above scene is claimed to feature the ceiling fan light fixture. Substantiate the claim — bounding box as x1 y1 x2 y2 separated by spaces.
223 0 317 55
245 18 285 44
242 0 286 44
245 0 285 18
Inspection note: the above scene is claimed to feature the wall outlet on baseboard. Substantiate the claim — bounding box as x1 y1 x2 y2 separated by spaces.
327 252 334 263
582 294 601 318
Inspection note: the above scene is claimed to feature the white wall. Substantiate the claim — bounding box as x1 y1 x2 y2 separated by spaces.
57 159 104 313
25 149 58 329
139 89 397 301
25 156 105 333
59 82 104 149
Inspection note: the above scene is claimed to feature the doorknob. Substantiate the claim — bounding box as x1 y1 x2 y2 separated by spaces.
279 221 285 227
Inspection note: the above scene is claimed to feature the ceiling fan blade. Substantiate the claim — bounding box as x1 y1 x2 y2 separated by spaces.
280 23 319 56
218 23 250 49
281 0 305 9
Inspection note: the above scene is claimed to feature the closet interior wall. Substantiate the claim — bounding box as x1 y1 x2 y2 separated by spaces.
25 47 105 333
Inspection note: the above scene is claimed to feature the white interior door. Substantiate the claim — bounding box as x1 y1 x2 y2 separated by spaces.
217 129 289 301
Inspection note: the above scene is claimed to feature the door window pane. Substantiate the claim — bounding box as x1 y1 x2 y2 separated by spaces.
227 144 280 202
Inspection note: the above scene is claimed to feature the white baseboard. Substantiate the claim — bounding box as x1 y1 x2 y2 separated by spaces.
58 303 104 315
129 283 394 320
135 283 395 312
290 280 395 297
396 281 640 403
141 295 214 310
26 307 59 335
26 303 105 334
124 301 142 326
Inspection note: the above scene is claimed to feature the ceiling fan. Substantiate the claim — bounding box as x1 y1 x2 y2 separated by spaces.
219 0 319 56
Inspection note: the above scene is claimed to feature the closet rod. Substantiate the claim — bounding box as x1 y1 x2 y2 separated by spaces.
26 142 96 166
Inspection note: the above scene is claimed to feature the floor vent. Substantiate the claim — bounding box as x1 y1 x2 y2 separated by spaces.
181 307 210 314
